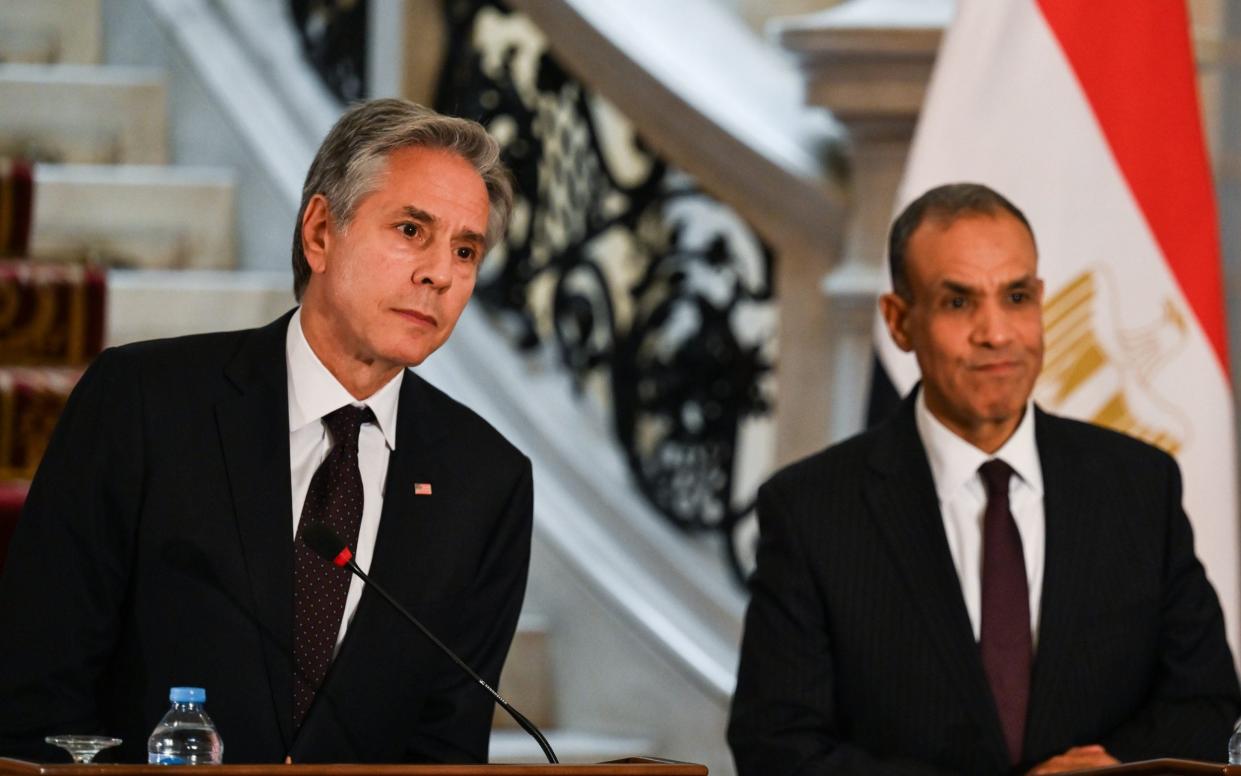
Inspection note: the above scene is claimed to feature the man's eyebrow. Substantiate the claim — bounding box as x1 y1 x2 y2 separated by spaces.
401 206 484 245
937 274 1037 295
939 279 981 296
401 206 436 223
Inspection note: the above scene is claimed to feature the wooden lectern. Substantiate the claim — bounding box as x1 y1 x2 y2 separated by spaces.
0 758 706 776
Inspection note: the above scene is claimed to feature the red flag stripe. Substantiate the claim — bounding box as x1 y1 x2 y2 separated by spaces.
1035 0 1228 373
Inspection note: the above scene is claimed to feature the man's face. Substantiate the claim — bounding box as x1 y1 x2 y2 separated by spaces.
302 145 490 372
880 211 1044 450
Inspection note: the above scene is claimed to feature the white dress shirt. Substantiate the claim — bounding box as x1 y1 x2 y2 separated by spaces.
914 390 1045 647
286 309 404 651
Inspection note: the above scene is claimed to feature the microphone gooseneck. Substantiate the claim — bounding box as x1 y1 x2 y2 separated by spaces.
300 523 559 764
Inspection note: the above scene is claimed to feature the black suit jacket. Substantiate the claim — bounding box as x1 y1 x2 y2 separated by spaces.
728 392 1240 775
0 311 533 764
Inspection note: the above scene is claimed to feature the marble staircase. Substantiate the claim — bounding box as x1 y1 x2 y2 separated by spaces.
33 164 236 270
0 63 167 165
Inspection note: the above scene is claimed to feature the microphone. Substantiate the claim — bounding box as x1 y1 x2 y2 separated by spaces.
301 523 559 764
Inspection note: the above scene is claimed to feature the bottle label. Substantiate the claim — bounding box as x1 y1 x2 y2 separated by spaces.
149 754 187 765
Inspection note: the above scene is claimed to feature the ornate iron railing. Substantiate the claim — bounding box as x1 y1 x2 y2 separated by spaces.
289 0 367 102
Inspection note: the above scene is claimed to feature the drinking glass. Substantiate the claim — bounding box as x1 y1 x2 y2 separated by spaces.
44 735 122 764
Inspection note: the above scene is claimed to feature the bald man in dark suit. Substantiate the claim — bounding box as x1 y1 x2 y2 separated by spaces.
728 183 1240 775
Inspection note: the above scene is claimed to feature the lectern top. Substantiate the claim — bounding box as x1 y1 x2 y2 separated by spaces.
1053 758 1229 774
0 758 706 776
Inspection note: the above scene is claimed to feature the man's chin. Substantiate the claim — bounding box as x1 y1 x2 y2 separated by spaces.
975 401 1028 427
969 377 1034 409
372 329 448 369
387 343 441 368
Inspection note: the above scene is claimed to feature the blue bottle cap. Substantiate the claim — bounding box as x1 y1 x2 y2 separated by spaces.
169 687 206 703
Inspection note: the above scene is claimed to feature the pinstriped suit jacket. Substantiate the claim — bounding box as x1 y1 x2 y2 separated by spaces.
728 392 1240 776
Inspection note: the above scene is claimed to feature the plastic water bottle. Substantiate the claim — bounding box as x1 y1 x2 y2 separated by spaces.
1229 716 1241 764
147 687 224 765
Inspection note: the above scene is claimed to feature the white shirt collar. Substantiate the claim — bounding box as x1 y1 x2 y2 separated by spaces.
914 387 1043 501
285 308 403 450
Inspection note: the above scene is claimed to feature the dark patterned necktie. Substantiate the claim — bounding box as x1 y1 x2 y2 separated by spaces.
292 404 375 728
978 458 1031 765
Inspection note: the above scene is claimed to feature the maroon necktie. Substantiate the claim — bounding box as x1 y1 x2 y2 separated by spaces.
978 459 1031 765
292 404 374 728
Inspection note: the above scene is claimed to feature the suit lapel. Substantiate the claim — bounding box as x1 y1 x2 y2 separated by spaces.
364 371 453 599
863 393 1010 770
215 311 297 751
1023 409 1101 758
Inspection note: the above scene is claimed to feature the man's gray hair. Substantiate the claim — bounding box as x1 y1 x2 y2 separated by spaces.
291 98 514 300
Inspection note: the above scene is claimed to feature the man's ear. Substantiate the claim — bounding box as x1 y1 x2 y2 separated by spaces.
879 292 914 353
301 193 333 274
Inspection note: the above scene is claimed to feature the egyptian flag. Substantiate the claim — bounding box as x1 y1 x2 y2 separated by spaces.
871 0 1240 647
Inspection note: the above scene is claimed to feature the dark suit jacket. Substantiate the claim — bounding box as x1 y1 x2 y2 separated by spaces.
728 392 1240 775
0 311 533 764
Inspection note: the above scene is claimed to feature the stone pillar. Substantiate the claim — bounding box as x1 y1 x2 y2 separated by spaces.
773 0 948 441
369 0 445 104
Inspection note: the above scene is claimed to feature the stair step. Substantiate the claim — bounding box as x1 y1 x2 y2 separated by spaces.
32 164 236 270
0 64 166 163
494 615 554 730
106 269 294 347
489 729 655 765
0 1 102 65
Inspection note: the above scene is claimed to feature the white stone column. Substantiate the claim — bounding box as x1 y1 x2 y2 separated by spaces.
773 0 949 441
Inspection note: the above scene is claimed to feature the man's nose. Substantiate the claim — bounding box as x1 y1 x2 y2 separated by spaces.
972 301 1014 347
412 242 453 289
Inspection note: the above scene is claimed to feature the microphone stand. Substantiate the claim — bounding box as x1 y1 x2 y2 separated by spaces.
341 557 559 764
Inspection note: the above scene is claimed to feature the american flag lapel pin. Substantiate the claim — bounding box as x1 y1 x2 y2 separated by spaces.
414 482 433 496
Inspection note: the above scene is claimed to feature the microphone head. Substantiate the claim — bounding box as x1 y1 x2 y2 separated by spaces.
302 523 352 567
